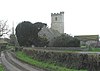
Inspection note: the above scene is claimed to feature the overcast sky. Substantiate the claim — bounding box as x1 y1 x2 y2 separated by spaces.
0 0 100 37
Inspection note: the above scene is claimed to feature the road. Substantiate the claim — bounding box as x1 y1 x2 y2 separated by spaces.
1 51 44 71
79 52 100 54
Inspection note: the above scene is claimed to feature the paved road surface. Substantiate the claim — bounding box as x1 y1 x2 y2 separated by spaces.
1 51 44 71
79 52 100 54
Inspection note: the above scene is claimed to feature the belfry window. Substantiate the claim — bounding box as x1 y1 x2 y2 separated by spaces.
55 17 57 21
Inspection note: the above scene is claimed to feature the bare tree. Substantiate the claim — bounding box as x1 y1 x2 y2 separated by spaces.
0 20 10 37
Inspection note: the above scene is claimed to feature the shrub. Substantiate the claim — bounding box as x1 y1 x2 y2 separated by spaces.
52 34 80 47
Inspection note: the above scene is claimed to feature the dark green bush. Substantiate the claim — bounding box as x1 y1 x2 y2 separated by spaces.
52 34 80 47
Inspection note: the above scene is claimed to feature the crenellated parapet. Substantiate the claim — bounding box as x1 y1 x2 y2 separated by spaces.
51 12 64 16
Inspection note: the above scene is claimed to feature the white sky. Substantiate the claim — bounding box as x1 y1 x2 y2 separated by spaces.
0 0 100 37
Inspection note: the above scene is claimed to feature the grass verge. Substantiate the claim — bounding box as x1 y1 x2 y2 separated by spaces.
16 51 87 71
0 64 4 71
90 48 100 52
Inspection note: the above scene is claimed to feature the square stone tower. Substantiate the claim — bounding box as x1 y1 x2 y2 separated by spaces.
51 12 64 33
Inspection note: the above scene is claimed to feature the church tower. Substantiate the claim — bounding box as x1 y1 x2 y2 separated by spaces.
51 12 64 33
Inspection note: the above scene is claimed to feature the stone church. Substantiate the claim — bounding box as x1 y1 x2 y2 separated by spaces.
38 12 64 46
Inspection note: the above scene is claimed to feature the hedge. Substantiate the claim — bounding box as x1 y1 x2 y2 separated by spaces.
22 49 100 71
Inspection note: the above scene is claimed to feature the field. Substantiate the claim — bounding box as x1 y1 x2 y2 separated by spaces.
90 48 100 52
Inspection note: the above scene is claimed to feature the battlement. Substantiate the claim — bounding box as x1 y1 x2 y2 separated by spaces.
51 11 64 16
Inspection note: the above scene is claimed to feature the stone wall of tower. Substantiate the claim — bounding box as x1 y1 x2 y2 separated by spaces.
51 12 64 33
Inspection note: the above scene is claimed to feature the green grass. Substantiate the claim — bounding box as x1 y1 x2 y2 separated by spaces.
7 45 15 50
16 51 87 71
80 46 87 48
90 48 100 52
0 64 4 71
80 45 100 52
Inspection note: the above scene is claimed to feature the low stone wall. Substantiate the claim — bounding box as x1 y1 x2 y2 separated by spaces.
22 48 100 71
32 47 88 51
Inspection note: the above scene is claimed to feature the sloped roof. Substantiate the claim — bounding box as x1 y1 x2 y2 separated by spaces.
74 35 99 41
50 28 61 37
0 39 8 44
38 26 61 41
